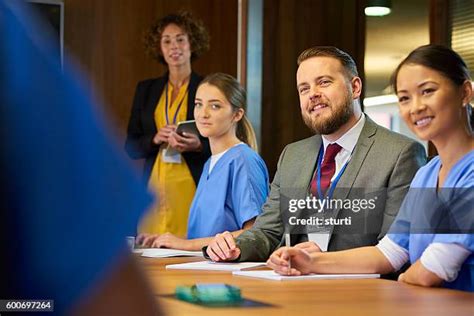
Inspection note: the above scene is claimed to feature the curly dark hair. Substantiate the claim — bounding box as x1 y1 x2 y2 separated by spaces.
143 11 210 64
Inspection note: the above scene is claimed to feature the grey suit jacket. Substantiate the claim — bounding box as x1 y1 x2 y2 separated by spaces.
236 117 427 261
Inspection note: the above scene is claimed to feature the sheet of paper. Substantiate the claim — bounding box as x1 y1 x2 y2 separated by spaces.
166 261 266 271
233 270 380 281
132 248 147 254
141 248 204 258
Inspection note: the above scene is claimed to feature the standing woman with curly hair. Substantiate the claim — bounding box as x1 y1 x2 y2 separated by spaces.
125 12 211 241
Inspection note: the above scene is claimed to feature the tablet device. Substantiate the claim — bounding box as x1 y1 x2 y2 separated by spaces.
176 120 199 136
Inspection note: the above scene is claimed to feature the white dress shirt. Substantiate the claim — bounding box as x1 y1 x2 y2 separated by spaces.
321 113 366 182
308 114 366 251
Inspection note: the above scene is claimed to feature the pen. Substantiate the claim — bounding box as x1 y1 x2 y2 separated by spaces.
285 233 291 275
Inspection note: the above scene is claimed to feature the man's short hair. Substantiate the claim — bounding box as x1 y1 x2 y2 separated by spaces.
297 46 359 79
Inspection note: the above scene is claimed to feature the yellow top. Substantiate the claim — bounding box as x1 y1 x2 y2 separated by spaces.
138 82 196 237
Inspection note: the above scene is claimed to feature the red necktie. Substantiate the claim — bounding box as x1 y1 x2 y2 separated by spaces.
310 143 342 197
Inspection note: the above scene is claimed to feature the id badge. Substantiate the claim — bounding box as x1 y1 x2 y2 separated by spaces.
162 148 182 164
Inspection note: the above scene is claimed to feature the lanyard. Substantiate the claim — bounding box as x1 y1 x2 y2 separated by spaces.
164 83 188 125
316 145 350 199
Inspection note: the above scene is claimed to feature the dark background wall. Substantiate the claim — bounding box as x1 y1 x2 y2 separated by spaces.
261 0 366 176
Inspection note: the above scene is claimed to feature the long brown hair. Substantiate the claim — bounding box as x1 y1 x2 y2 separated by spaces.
199 73 258 151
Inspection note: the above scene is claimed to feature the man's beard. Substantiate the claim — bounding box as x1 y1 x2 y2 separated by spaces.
302 97 354 135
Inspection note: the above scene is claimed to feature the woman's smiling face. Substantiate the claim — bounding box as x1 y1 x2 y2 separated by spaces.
160 23 191 68
396 63 469 142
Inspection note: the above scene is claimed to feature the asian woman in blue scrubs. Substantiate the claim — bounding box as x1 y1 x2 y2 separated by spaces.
267 45 474 291
141 73 269 250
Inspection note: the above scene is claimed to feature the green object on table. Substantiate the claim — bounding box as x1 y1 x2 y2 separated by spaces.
175 283 242 306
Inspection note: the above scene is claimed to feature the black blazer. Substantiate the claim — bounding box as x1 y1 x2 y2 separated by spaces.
125 72 211 184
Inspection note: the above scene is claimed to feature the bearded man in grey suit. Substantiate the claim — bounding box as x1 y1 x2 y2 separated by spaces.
206 46 427 262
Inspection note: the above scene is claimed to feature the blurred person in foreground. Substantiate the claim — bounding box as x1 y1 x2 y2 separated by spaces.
0 1 159 314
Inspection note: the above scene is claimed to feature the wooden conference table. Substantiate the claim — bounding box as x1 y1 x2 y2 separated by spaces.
140 256 473 316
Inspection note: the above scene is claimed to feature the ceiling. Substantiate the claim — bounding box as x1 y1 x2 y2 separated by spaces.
365 0 430 97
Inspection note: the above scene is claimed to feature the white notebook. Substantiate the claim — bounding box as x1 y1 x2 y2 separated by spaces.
141 248 203 258
233 270 380 281
166 260 266 271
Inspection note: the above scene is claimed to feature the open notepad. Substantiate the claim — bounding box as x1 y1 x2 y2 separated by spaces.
166 261 266 271
140 248 203 258
233 270 380 281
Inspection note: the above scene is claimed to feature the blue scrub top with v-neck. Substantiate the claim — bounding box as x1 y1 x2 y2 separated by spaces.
187 143 269 239
388 150 474 291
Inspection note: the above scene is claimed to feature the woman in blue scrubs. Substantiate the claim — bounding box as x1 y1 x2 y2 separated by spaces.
266 45 474 291
141 73 269 250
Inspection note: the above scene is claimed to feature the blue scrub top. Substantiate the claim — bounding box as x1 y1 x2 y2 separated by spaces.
187 144 269 239
389 150 474 291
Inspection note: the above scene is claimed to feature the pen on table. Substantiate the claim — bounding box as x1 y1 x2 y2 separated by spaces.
285 233 291 275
